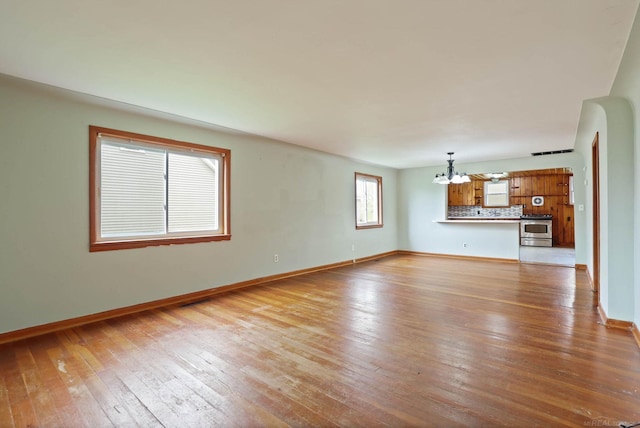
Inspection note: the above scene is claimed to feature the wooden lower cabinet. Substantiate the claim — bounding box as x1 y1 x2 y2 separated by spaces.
557 204 575 247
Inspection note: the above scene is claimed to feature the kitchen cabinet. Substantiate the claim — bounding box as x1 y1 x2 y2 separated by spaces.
474 180 483 205
447 181 475 206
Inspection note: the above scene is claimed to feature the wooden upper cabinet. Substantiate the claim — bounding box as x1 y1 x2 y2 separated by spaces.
447 181 475 206
474 180 483 206
447 183 458 206
510 177 521 197
508 173 572 197
462 181 474 205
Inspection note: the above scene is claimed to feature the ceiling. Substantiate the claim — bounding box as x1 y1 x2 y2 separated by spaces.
0 1 637 169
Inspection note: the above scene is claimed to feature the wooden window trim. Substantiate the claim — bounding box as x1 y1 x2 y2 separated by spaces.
89 125 231 252
355 172 383 230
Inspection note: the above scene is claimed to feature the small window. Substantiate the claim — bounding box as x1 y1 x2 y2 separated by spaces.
484 180 509 207
89 126 230 251
355 172 383 229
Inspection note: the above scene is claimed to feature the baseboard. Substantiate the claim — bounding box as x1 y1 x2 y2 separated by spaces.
597 302 606 324
397 250 519 264
354 250 400 263
597 302 635 331
632 324 640 349
0 251 399 345
585 268 594 291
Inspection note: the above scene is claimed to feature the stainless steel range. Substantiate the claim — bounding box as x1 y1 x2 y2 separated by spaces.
520 214 552 247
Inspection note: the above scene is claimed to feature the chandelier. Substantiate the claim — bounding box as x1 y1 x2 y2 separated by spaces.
432 152 471 184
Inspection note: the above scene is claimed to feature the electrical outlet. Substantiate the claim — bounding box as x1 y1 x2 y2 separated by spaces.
351 244 355 251
463 243 468 248
273 254 279 263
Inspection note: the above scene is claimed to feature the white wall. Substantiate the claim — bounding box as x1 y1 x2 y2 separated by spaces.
0 75 398 334
398 153 586 262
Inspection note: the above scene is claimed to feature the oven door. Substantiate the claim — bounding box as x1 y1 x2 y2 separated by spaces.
520 220 552 239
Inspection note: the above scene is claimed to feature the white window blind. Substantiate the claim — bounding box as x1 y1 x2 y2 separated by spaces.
100 138 166 237
168 153 219 233
98 136 222 240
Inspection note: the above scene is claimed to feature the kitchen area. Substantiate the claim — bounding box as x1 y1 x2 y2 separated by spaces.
446 168 576 266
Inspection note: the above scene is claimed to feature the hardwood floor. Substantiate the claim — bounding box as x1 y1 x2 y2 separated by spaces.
1 254 639 427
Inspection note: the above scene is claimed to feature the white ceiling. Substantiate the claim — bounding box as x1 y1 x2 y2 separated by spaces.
0 0 637 168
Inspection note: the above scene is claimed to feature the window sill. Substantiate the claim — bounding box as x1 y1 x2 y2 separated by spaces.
90 234 231 252
356 224 384 230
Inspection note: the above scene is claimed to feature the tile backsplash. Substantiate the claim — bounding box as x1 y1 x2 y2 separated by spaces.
448 205 523 218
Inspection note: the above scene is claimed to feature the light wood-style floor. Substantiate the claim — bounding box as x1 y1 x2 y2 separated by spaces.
1 254 639 427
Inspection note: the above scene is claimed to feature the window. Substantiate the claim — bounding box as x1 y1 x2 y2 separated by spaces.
355 172 383 229
483 180 510 207
89 126 230 251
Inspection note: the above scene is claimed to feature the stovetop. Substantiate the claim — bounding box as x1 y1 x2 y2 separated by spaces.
520 214 552 220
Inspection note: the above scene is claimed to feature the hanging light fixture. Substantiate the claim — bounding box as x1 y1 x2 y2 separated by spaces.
432 152 471 184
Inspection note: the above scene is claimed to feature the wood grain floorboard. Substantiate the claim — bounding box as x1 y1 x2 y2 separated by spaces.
1 254 639 427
